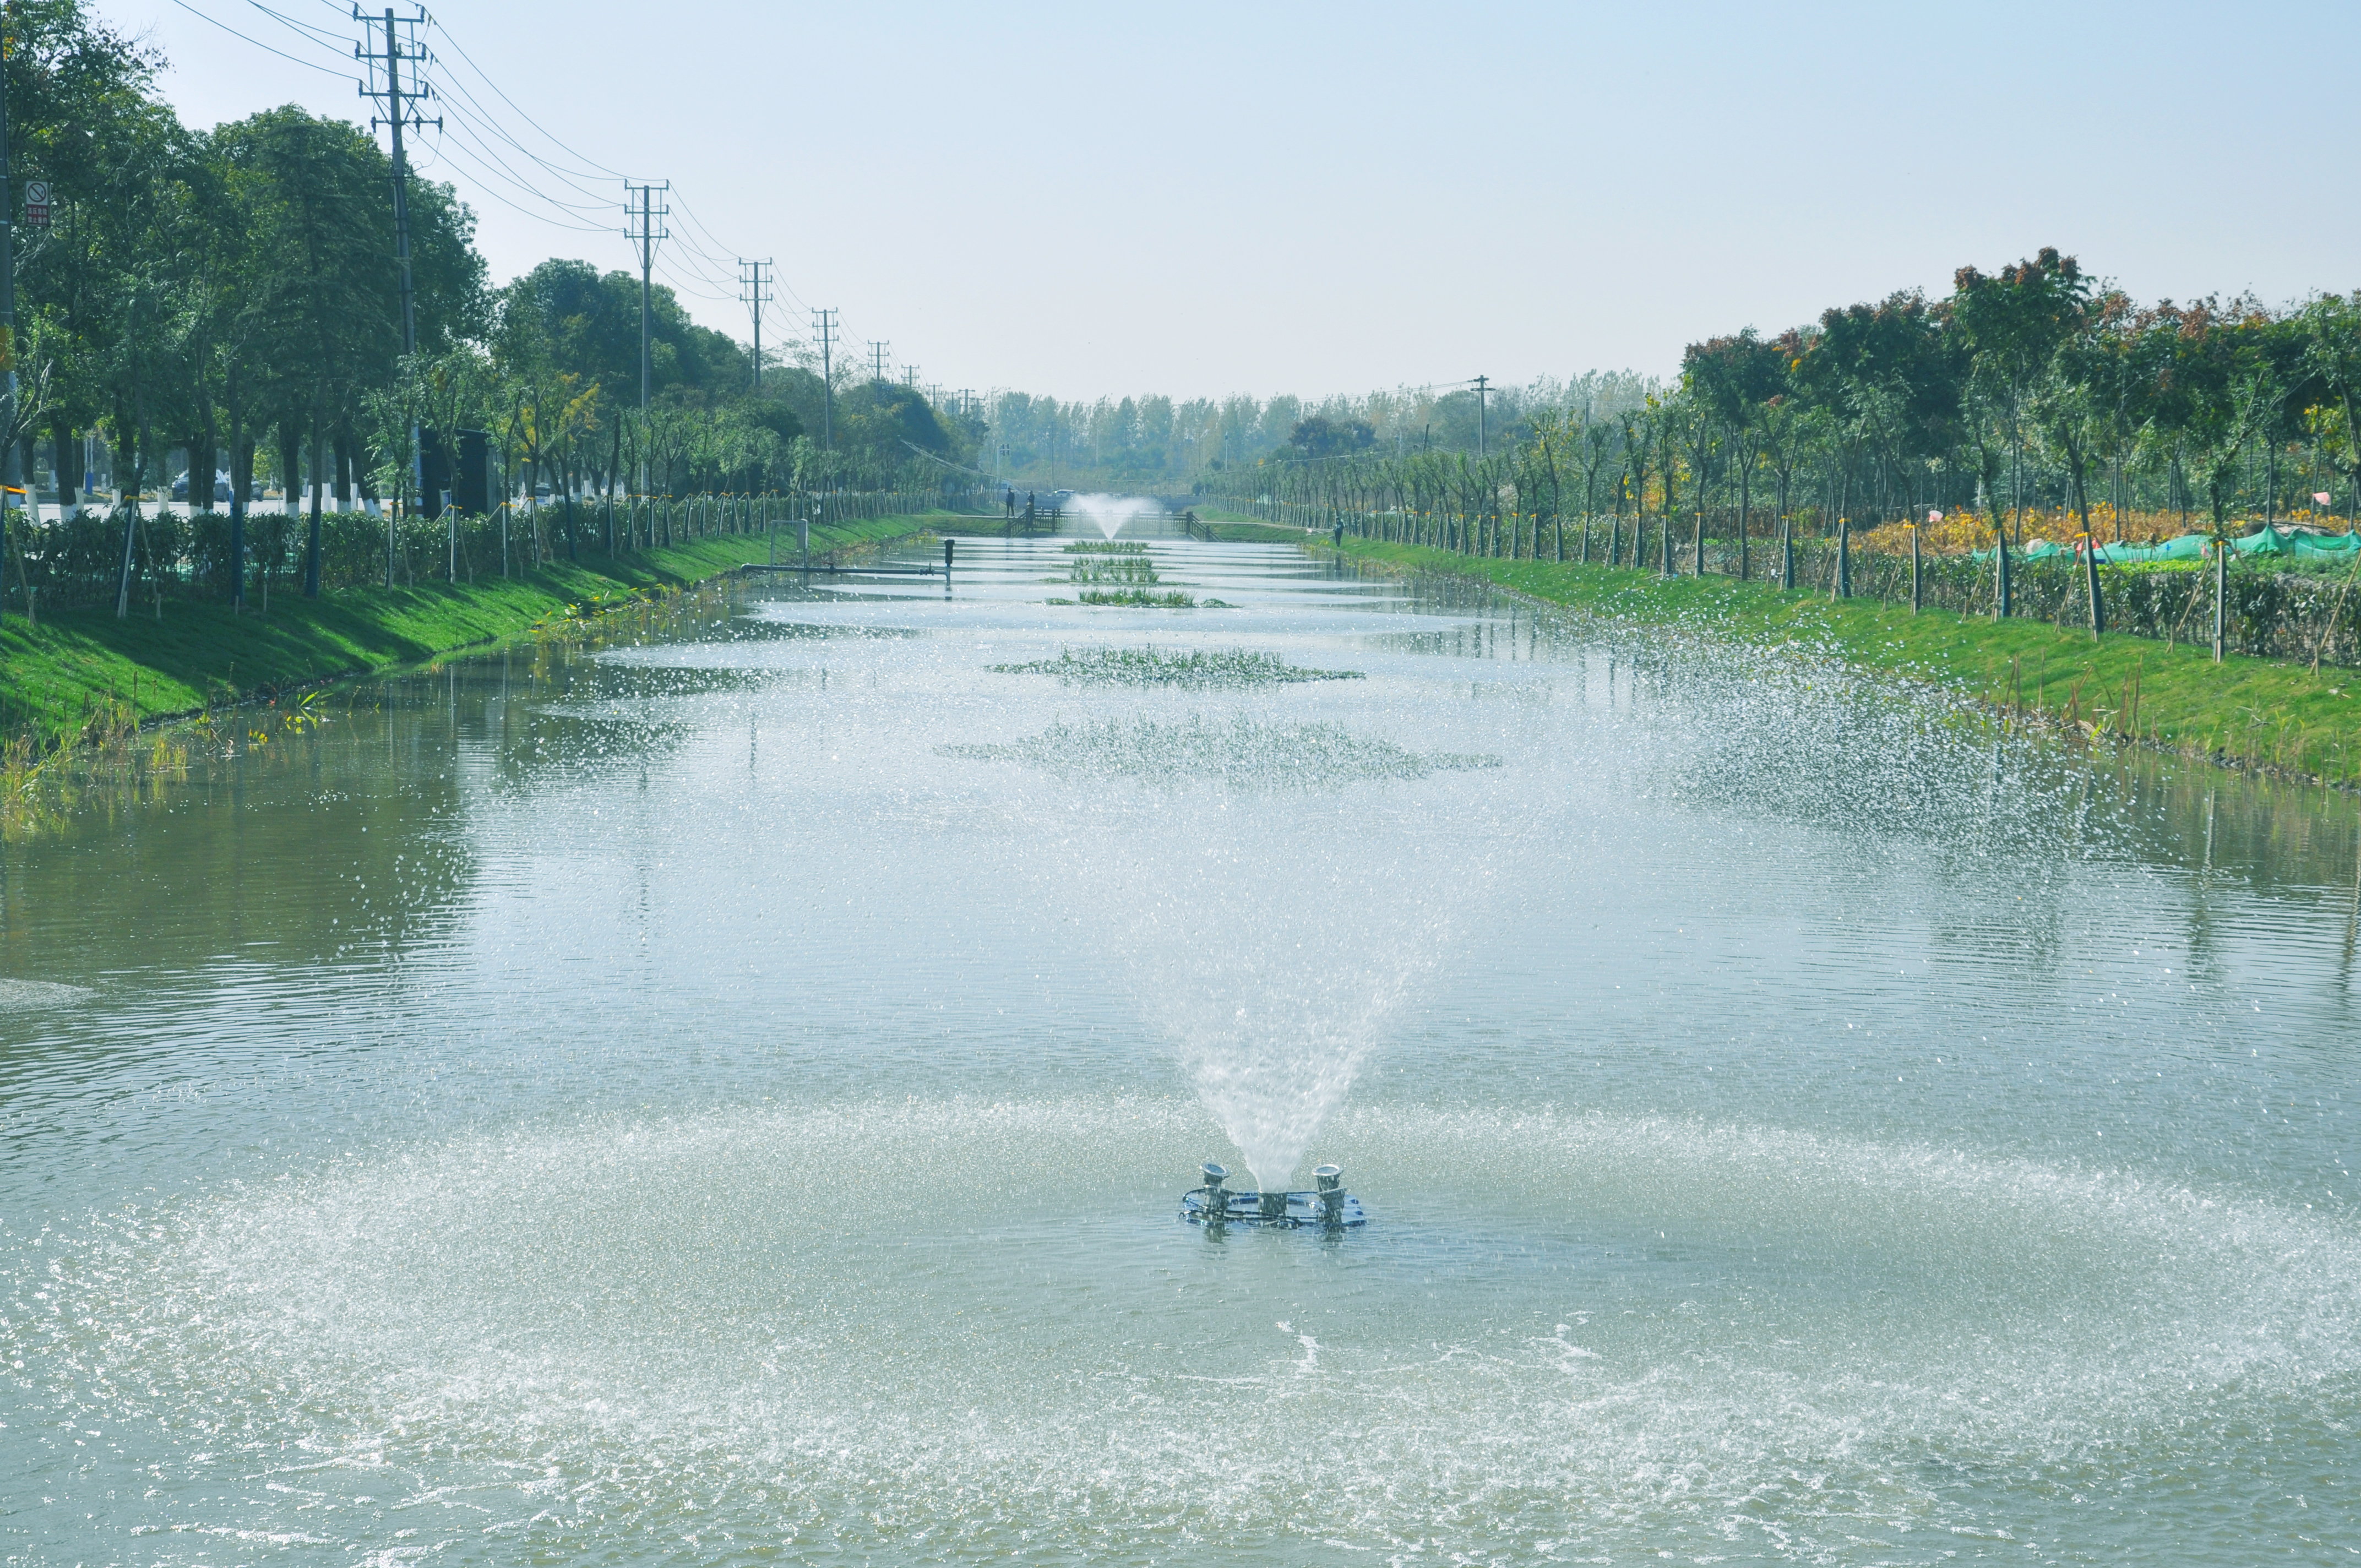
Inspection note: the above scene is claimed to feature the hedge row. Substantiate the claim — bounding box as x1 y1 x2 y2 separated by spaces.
1764 538 2361 666
1276 500 2361 669
2 489 961 610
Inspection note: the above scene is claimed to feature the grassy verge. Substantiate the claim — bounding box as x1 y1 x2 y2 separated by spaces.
1190 507 1315 544
1331 537 2361 791
2 513 944 749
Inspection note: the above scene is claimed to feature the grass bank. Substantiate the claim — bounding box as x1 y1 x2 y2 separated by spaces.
1192 508 1315 544
1328 537 2361 792
2 513 944 750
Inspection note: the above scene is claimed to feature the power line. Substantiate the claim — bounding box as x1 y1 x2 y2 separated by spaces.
421 127 610 234
246 0 349 50
422 14 624 179
426 105 612 221
428 83 614 209
187 0 837 374
199 0 612 244
166 0 355 79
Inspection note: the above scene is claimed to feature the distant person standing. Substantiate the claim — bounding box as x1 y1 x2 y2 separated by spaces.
1024 491 1036 530
1004 485 1014 519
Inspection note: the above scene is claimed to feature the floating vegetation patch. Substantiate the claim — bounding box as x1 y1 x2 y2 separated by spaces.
1066 557 1161 587
941 716 1500 787
991 646 1365 688
1074 589 1196 608
1063 540 1150 555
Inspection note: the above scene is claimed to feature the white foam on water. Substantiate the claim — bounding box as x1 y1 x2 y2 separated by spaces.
12 1098 2351 1561
0 977 93 1011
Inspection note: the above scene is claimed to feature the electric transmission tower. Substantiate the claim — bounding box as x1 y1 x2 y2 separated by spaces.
868 340 891 383
738 258 774 391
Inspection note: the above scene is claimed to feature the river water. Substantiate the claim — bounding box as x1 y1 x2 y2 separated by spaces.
2 532 2356 1565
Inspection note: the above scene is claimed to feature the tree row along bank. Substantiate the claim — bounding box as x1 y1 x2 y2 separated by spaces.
1 511 943 755
1196 510 2361 793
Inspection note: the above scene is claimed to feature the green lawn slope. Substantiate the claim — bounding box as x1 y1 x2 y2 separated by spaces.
1328 537 2361 791
1191 508 1316 544
2 513 944 749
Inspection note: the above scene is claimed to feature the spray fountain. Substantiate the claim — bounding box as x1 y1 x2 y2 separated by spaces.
1065 492 1161 540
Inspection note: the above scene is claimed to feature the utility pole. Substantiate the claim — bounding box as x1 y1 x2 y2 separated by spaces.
811 308 836 450
624 179 669 489
737 257 773 391
903 366 919 391
1473 374 1490 458
357 6 435 588
356 8 434 360
868 340 890 383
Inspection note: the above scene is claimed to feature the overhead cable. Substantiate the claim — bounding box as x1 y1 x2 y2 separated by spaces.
167 0 355 79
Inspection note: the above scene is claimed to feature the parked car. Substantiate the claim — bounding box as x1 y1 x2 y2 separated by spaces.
170 470 236 503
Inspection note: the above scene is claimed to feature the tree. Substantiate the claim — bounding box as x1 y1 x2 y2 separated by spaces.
215 110 399 595
2035 290 2129 638
1684 329 1786 581
1951 248 2091 617
417 346 493 578
2299 291 2361 515
1285 413 1375 460
1526 408 1568 560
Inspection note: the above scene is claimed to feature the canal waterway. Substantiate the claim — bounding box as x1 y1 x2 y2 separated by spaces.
3 531 2356 1564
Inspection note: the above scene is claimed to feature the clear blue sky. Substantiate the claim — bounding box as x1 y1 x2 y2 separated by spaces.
106 0 2361 402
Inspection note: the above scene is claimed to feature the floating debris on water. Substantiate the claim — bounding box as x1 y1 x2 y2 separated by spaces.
992 646 1364 688
942 715 1501 786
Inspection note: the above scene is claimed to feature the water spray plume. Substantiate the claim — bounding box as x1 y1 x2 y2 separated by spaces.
1066 493 1158 540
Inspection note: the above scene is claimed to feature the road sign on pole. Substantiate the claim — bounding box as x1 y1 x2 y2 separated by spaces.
22 178 47 227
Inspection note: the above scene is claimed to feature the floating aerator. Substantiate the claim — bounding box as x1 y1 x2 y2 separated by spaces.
1182 1161 1366 1228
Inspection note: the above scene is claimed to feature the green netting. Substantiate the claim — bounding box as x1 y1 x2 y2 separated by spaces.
2080 529 2359 563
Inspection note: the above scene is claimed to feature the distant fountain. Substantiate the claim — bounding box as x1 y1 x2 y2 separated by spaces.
1066 493 1159 541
